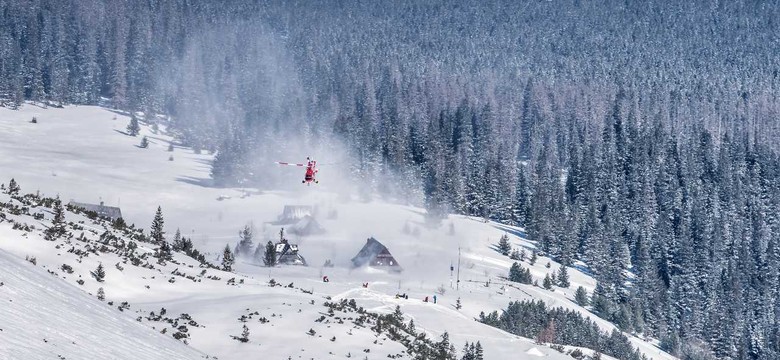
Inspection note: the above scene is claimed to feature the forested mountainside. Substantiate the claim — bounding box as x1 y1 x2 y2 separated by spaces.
2 1 780 358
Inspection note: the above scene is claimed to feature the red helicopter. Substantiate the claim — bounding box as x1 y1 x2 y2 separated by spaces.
276 157 319 185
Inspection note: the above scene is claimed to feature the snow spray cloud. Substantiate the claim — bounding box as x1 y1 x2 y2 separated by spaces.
154 17 423 205
154 19 348 193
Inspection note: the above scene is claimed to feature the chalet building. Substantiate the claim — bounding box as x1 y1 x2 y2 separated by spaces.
351 237 402 272
275 239 307 266
68 201 123 221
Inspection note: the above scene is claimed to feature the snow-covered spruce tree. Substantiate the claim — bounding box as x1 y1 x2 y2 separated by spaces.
263 241 276 267
237 224 254 257
97 287 105 301
156 240 172 263
590 282 612 319
126 115 140 136
92 263 105 282
557 265 570 288
239 324 249 343
112 217 127 230
222 244 235 272
574 286 589 307
149 210 171 263
139 136 149 148
45 196 66 241
171 228 184 251
542 273 553 290
509 262 532 284
474 342 483 360
150 206 164 245
498 234 511 255
7 178 20 195
461 343 475 360
433 331 457 360
455 297 462 310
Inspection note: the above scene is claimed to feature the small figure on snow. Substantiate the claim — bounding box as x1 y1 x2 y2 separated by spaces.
322 275 329 283
433 295 438 304
424 296 429 303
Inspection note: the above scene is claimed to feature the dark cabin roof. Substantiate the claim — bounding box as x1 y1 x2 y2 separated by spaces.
351 237 401 270
276 205 314 225
288 215 325 236
68 201 123 221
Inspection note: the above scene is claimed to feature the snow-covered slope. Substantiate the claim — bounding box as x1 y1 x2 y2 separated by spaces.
0 248 204 360
0 105 675 360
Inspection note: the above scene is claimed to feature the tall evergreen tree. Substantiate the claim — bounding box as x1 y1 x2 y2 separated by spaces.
263 241 276 267
91 263 105 282
127 115 141 136
150 206 164 245
45 196 66 241
557 265 570 288
498 234 511 255
575 286 589 307
237 224 254 257
222 244 235 272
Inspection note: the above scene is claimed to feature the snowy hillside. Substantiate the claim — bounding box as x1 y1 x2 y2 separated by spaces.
0 105 675 360
0 248 205 360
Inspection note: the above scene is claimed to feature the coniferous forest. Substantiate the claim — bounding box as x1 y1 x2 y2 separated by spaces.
2 1 780 358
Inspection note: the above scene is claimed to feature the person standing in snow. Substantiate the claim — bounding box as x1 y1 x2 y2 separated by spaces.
433 295 438 304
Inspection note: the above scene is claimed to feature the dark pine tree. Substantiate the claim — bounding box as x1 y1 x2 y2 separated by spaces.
222 244 235 272
575 286 589 307
239 324 249 343
498 234 511 255
45 196 66 241
509 262 533 284
263 241 277 267
557 265 570 288
150 206 164 245
92 263 106 282
237 224 254 257
8 178 20 195
543 273 554 290
172 228 184 251
127 115 140 136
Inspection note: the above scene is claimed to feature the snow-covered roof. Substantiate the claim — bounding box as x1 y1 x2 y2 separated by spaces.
288 215 325 236
68 201 123 221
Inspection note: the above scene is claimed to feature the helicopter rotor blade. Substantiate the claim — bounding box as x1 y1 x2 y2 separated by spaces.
275 162 306 167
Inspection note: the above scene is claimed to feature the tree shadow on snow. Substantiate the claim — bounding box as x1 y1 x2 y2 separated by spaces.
175 175 216 188
191 158 214 167
491 222 528 240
